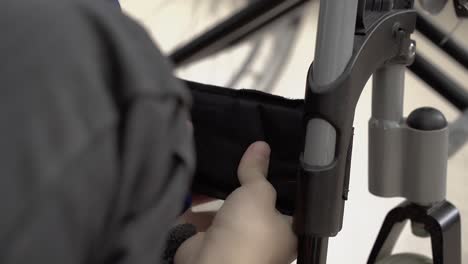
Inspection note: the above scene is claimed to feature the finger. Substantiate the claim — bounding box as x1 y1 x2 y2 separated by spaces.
237 141 271 185
237 142 277 207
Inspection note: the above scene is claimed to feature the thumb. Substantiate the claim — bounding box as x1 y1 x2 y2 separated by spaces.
174 233 205 264
237 141 271 185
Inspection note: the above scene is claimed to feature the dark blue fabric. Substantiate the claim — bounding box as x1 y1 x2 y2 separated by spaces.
109 0 120 8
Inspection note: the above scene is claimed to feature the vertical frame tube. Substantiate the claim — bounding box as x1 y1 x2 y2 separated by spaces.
299 1 359 264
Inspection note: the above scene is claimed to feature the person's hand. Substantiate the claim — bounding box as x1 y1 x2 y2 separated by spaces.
175 142 297 264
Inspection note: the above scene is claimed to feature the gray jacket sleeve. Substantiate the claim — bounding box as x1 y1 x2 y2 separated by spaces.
0 0 194 263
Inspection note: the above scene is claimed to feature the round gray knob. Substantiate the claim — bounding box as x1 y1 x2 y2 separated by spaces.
407 107 447 131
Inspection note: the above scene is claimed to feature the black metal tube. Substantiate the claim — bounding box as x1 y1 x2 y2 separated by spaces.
169 0 309 67
408 54 468 111
416 13 468 69
297 236 329 264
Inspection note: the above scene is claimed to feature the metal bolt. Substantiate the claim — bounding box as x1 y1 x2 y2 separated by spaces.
408 41 416 60
392 23 401 38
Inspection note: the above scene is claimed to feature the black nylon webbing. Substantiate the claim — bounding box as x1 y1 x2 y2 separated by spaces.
186 81 304 215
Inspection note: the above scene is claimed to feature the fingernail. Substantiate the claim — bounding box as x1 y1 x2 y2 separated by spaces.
250 141 271 159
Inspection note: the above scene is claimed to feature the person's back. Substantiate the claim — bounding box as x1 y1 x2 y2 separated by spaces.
0 1 194 263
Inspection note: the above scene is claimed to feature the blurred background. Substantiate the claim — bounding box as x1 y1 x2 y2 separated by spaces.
120 1 467 263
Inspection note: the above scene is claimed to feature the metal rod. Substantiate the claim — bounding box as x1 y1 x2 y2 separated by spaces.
369 66 406 209
297 236 329 264
300 0 359 263
304 0 359 166
408 54 468 111
416 13 468 69
312 1 359 86
303 0 358 168
169 0 309 67
372 65 406 122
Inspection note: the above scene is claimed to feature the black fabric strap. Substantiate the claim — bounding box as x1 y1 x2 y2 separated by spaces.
186 81 305 215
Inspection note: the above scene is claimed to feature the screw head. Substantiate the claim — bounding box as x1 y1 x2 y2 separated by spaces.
408 41 416 60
